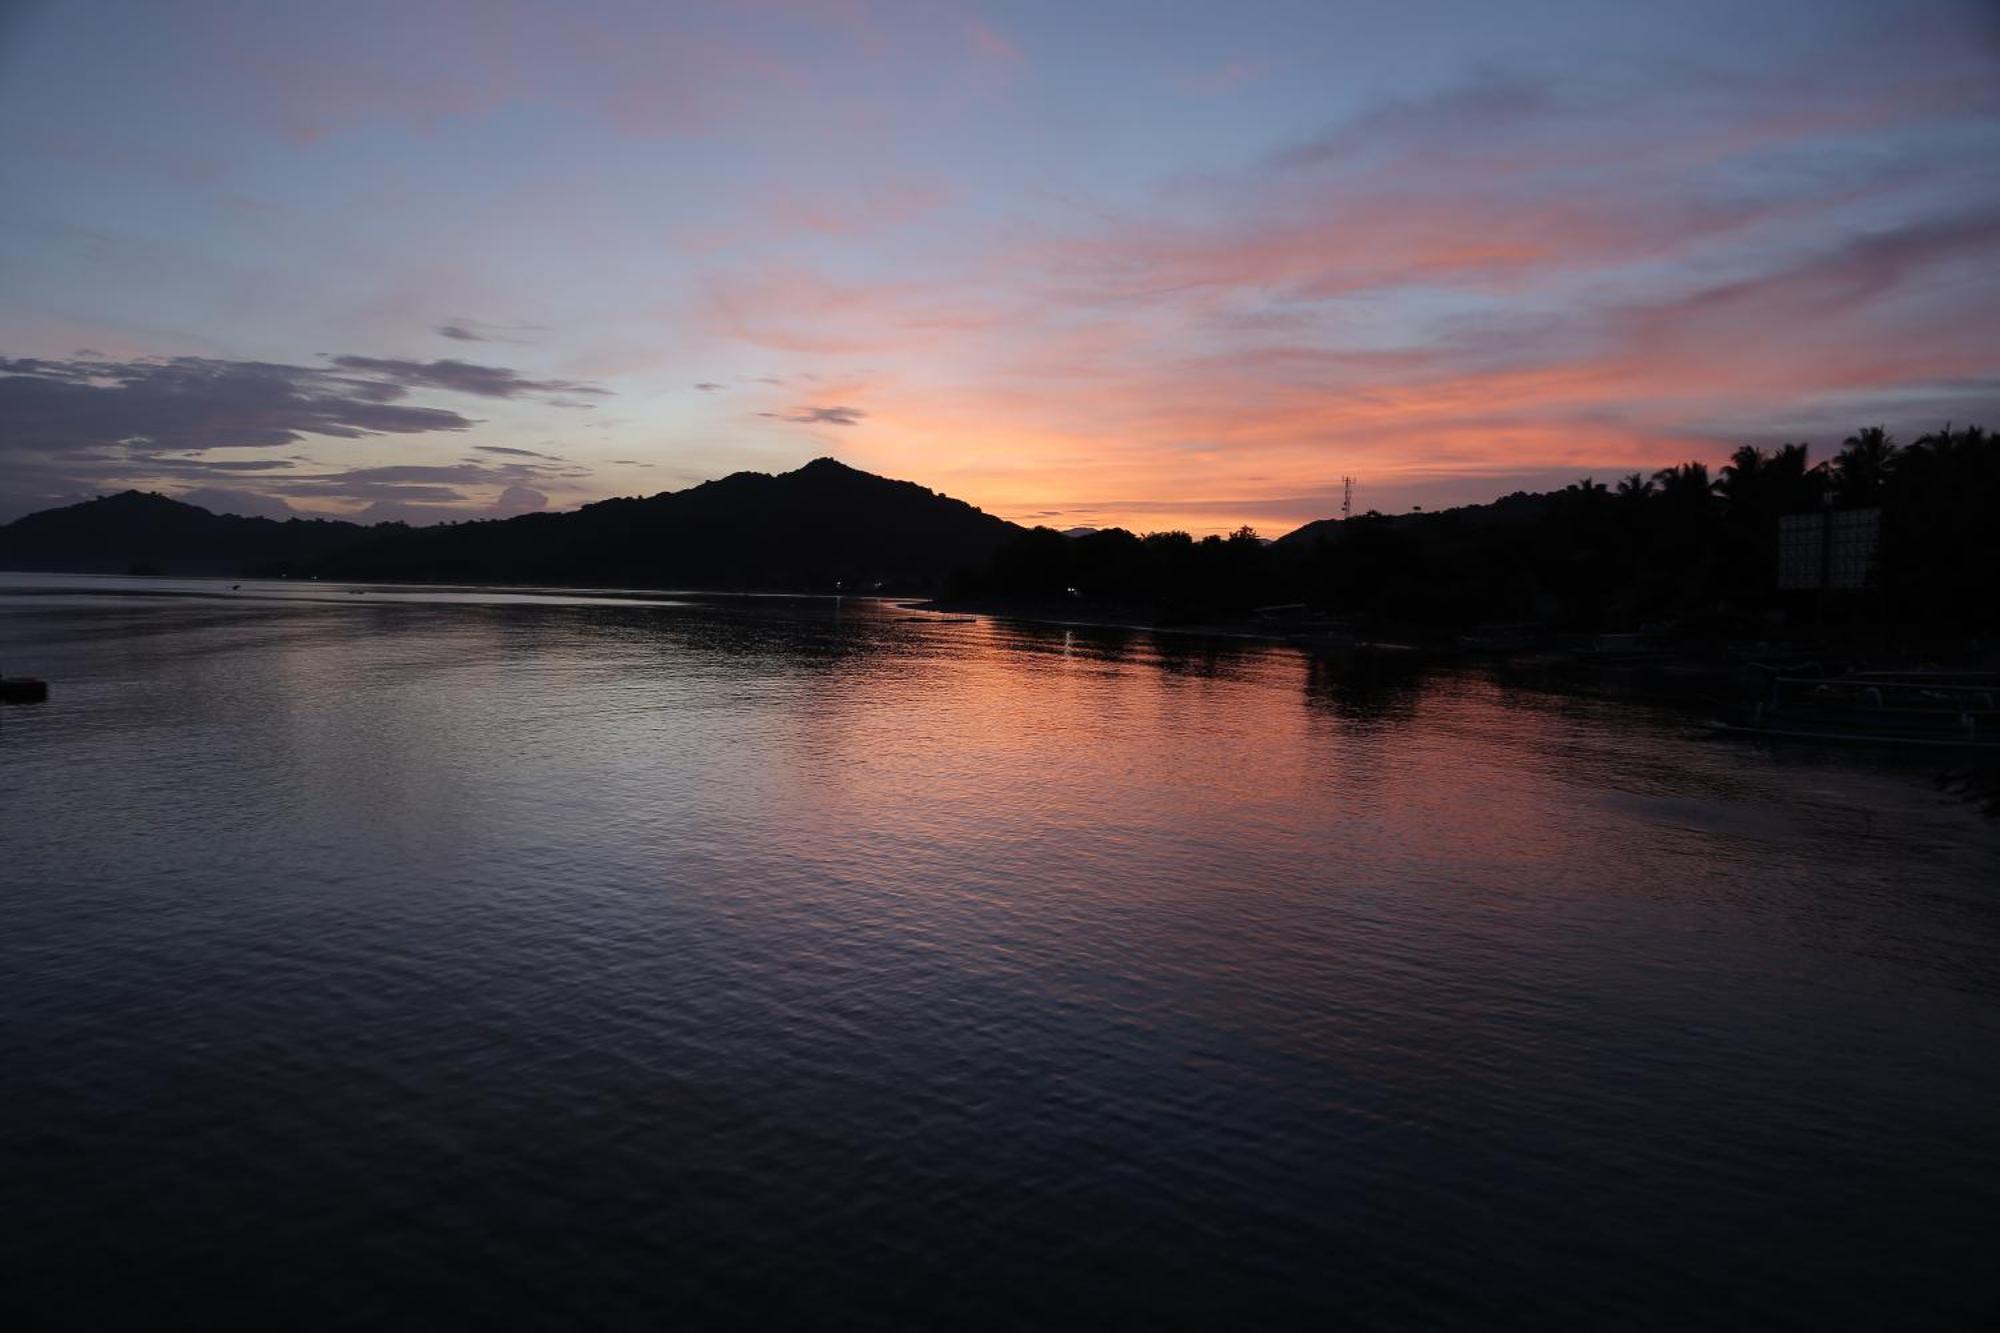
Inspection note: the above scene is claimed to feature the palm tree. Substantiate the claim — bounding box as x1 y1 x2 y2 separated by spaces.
1650 461 1712 508
1766 442 1826 512
1615 472 1654 500
1914 423 1989 459
1712 443 1824 517
1713 445 1769 510
1833 427 1896 504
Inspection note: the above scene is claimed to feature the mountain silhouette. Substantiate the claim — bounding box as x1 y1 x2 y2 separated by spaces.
312 457 1020 589
0 490 382 575
0 458 1022 591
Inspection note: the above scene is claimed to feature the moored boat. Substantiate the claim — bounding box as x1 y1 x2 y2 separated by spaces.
1712 673 2000 749
1 676 50 704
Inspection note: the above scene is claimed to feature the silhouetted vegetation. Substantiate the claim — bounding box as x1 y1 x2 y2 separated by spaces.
952 425 1999 645
5 433 1993 650
309 458 1014 590
0 459 1017 592
960 524 1280 623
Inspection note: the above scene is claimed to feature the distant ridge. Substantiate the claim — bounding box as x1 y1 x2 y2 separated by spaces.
0 458 1023 591
313 457 1021 589
0 490 380 576
1273 490 1554 546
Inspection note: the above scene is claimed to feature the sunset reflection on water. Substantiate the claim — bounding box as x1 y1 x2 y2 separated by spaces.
2 575 1996 1329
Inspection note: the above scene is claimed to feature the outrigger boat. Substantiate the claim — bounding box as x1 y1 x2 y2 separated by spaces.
1711 671 2000 749
0 675 49 704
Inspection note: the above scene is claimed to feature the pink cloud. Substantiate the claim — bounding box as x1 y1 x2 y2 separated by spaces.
963 16 1021 66
694 191 1998 533
204 0 1031 145
152 6 2000 534
753 175 957 237
1183 60 1266 95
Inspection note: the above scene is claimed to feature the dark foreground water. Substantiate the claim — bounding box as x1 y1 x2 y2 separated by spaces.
2 574 1996 1329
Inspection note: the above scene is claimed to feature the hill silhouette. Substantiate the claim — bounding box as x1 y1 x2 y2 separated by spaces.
312 457 1019 589
1273 489 1554 548
0 490 384 576
0 458 1021 591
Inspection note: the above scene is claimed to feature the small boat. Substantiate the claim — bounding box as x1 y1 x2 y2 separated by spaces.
1457 622 1546 653
1 676 49 704
1711 673 2000 749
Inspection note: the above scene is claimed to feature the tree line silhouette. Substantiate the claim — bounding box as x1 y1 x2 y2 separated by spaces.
4 434 1990 648
952 425 1999 644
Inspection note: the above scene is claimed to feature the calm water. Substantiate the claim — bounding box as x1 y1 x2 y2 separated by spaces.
2 574 1996 1329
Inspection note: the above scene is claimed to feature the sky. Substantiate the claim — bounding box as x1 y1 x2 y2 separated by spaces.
1 0 1997 533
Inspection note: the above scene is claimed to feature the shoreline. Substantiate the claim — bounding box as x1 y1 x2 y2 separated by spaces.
13 570 1992 700
905 597 1405 652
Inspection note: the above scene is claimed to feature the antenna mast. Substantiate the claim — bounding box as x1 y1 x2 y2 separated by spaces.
1341 476 1354 520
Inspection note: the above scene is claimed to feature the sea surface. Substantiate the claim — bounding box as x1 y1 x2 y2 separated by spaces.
2 573 1996 1329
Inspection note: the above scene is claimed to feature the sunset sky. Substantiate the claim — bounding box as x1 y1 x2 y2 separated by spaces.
2 0 1996 532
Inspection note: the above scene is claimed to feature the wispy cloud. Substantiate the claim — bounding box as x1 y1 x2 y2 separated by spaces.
1183 59 1266 95
436 319 547 344
761 404 867 426
963 17 1020 67
327 356 606 402
0 354 476 455
473 444 563 459
9 1 1996 534
0 352 605 521
685 29 2000 530
203 0 1026 144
